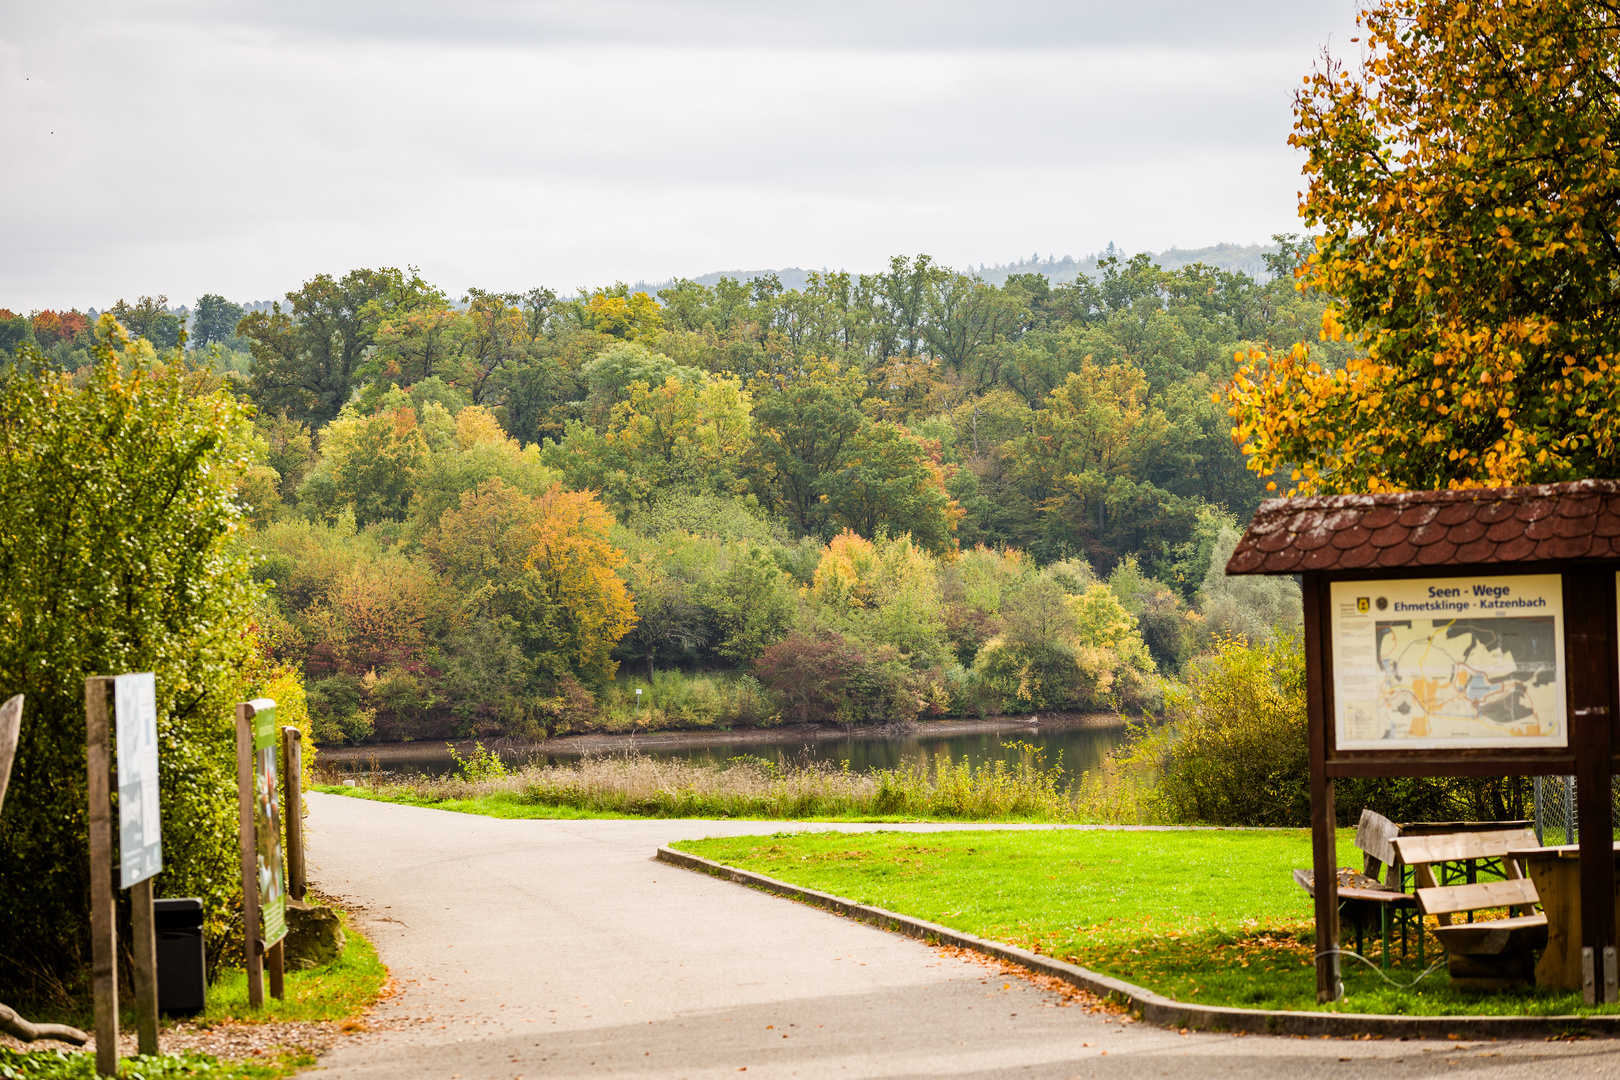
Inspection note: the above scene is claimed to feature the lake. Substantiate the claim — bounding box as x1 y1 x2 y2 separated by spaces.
316 717 1137 784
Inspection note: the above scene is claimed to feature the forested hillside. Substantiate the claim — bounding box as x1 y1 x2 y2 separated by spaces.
3 242 1323 745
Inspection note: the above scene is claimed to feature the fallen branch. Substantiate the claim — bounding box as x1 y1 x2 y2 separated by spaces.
0 1002 90 1045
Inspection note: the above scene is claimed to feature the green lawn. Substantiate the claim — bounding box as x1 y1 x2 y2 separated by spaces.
673 828 1615 1017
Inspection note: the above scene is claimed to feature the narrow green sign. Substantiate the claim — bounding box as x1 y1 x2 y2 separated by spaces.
252 702 287 949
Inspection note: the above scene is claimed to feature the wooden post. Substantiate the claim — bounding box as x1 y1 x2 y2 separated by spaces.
235 703 263 1009
1303 575 1341 1002
268 941 285 1001
85 677 119 1077
282 726 305 901
1567 567 1618 1003
129 878 159 1055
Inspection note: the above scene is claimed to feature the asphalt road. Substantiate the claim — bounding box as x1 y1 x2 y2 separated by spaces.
301 793 1620 1079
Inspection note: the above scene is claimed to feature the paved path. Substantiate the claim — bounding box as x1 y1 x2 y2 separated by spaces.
302 793 1620 1079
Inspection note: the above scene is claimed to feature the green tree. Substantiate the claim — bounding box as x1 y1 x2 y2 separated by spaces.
191 294 246 349
241 268 439 429
746 361 867 535
108 295 181 349
0 338 262 993
819 423 959 555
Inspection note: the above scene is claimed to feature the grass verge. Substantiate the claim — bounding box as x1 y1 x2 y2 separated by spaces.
314 747 1149 823
672 828 1620 1017
199 907 387 1024
2 907 386 1079
0 1047 304 1079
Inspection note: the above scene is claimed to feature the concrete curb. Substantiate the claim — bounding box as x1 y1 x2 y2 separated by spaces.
657 846 1620 1040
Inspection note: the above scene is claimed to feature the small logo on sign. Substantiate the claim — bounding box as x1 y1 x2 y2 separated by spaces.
1376 597 1388 611
1356 597 1370 614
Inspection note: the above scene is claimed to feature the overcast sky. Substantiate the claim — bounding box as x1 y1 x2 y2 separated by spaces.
0 0 1361 311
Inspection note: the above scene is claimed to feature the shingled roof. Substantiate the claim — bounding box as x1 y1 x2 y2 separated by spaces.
1226 479 1620 575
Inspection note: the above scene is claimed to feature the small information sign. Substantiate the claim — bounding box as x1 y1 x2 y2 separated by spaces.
252 703 288 948
114 672 162 888
1329 574 1567 750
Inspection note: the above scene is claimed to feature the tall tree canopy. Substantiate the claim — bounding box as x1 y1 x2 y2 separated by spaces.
241 268 441 429
1228 0 1620 494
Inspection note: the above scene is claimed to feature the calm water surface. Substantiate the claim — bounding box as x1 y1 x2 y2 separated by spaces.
320 723 1134 783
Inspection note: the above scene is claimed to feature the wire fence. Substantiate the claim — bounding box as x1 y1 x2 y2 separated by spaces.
1532 775 1620 844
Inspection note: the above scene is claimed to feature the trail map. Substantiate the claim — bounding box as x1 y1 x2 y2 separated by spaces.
1330 575 1567 750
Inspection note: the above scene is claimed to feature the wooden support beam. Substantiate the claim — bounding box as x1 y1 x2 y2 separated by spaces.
130 877 159 1055
85 677 119 1077
235 702 263 1009
1567 567 1618 1003
1304 575 1341 1002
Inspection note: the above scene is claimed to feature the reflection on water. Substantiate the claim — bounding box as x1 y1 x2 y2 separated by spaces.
320 724 1133 784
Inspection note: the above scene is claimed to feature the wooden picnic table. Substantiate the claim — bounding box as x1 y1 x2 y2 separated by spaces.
1508 842 1620 991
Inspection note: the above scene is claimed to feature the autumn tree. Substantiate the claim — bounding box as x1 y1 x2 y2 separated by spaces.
545 373 752 512
1227 0 1620 494
524 484 638 683
28 310 91 351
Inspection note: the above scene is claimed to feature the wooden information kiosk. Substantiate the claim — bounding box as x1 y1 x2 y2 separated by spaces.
1227 479 1620 1003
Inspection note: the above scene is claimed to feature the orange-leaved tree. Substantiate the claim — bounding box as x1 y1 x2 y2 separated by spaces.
524 484 638 682
1226 0 1620 495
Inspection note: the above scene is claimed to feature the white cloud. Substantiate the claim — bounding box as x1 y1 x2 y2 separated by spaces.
0 0 1358 309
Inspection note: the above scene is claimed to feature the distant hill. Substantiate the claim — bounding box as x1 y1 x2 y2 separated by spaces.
629 241 1280 295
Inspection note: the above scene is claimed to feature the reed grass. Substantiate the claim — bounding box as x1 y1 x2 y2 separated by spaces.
590 672 778 732
315 743 1154 823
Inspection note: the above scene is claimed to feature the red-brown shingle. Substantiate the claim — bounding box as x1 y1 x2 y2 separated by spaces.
1227 479 1620 575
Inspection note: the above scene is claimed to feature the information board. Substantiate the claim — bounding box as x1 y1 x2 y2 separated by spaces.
252 702 287 948
114 672 162 887
1329 574 1567 750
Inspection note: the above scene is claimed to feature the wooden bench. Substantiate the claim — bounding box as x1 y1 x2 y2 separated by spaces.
1391 827 1548 990
1293 810 1419 968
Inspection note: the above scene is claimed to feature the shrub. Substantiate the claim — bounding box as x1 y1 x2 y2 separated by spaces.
1146 634 1311 826
0 342 262 1000
755 632 855 724
1147 633 1528 826
754 631 930 726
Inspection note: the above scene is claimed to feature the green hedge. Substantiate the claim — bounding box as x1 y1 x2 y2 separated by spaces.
0 339 261 1001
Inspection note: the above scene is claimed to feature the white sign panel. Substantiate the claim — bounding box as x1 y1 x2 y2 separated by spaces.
1330 575 1566 750
115 672 163 887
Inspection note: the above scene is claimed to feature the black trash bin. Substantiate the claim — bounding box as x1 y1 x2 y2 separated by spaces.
154 897 206 1015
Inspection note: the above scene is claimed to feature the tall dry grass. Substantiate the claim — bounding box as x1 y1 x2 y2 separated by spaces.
322 744 1154 823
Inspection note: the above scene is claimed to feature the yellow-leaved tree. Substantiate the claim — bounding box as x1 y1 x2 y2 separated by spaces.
525 484 639 682
1227 0 1620 494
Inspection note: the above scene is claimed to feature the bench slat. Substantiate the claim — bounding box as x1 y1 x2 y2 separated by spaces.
1433 913 1548 956
1356 809 1400 868
1391 828 1539 866
1415 876 1539 916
